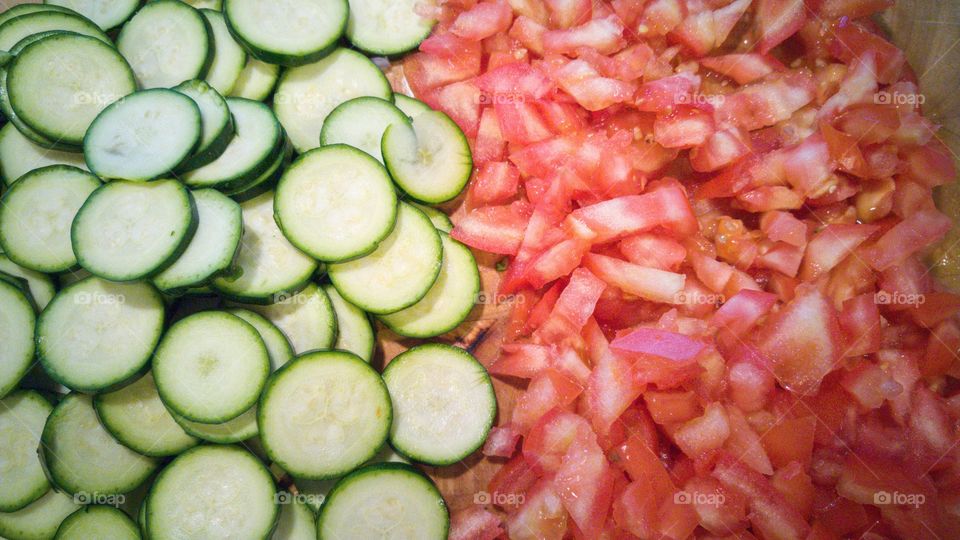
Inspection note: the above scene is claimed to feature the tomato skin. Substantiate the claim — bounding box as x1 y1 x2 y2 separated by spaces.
862 209 953 271
449 507 504 540
584 253 686 304
452 1 514 41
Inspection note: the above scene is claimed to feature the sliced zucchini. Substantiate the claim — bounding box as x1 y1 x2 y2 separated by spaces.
171 405 258 444
230 57 279 101
380 233 479 338
259 351 391 479
0 55 73 151
324 284 375 362
0 4 74 27
319 96 409 163
273 47 392 152
42 393 159 496
382 110 473 203
200 9 246 95
274 145 397 262
94 372 200 458
146 445 277 540
383 344 495 465
227 308 295 370
153 311 269 423
245 283 337 354
0 254 56 310
328 203 442 314
292 444 409 513
345 0 437 56
7 33 135 146
0 391 52 512
0 123 87 186
411 202 454 232
211 191 316 303
43 0 140 30
72 180 197 282
173 79 235 172
393 93 431 119
223 0 348 66
272 494 316 540
182 98 282 191
0 165 101 273
83 88 202 181
0 280 36 398
222 139 289 200
182 0 222 8
318 463 448 540
54 505 139 540
117 0 211 89
153 189 242 294
0 10 110 50
0 490 79 540
37 277 165 392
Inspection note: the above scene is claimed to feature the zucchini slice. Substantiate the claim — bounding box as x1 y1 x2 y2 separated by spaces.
54 505 139 540
244 283 337 354
211 191 317 303
273 47 391 152
41 393 159 496
324 284 375 362
411 202 454 233
223 0 348 66
0 165 100 273
116 0 211 89
383 344 495 465
0 11 110 50
259 351 391 479
382 110 473 204
380 233 480 338
0 391 52 512
71 180 198 282
171 405 259 444
83 88 202 181
230 57 279 101
319 96 410 163
0 254 55 310
393 93 432 119
226 308 295 369
318 463 448 540
0 490 79 540
145 445 277 539
0 4 74 27
173 79 235 172
328 203 442 314
37 277 165 393
152 189 242 294
272 494 317 539
43 0 140 31
153 311 269 423
274 145 397 262
94 373 200 458
345 0 437 56
7 33 135 146
199 9 246 95
0 123 87 187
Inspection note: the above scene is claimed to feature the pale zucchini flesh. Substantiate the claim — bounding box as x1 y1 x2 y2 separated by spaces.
200 9 247 95
324 284 375 362
223 0 348 66
230 57 279 101
0 391 52 512
319 96 410 163
0 490 80 540
0 282 36 398
44 0 140 30
244 283 337 354
173 79 235 172
54 505 140 540
0 11 110 51
0 123 87 186
345 0 437 56
0 254 56 310
172 405 259 444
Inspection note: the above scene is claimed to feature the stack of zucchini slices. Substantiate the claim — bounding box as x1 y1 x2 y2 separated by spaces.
0 0 494 539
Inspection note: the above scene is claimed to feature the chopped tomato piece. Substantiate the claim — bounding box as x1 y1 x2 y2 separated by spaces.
452 201 533 255
754 0 807 54
451 1 514 41
700 53 784 84
543 16 626 55
799 223 878 281
449 507 503 540
583 253 686 304
505 479 569 540
471 161 520 205
512 368 584 432
862 209 953 271
484 424 522 457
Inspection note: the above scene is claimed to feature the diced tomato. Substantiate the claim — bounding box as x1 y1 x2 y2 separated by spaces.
618 233 686 271
544 0 591 28
476 62 554 100
452 201 533 255
449 507 503 540
638 0 687 36
431 80 482 136
715 70 816 131
524 408 592 472
512 368 584 432
922 319 960 377
799 223 878 280
839 293 882 356
543 16 626 55
700 53 784 84
405 44 482 94
488 453 539 511
713 453 812 540
484 424 522 457
829 21 905 84
494 100 555 144
583 253 686 304
571 183 698 242
534 267 606 340
754 0 808 54
670 0 751 57
726 353 775 413
451 1 514 41
505 479 569 540
474 107 507 163
690 124 752 172
817 51 878 121
903 141 957 188
554 429 616 538
471 161 520 205
761 415 817 469
634 72 701 112
585 350 645 435
770 462 815 518
509 15 548 54
819 0 893 19
862 209 953 271
654 105 716 148
672 402 731 457
684 475 749 535
554 60 637 111
755 284 843 394
645 390 702 424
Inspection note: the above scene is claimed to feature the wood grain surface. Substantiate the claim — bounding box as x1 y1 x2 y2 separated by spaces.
2 0 958 516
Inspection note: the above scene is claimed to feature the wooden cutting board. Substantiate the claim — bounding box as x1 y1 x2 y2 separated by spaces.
2 0 958 516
